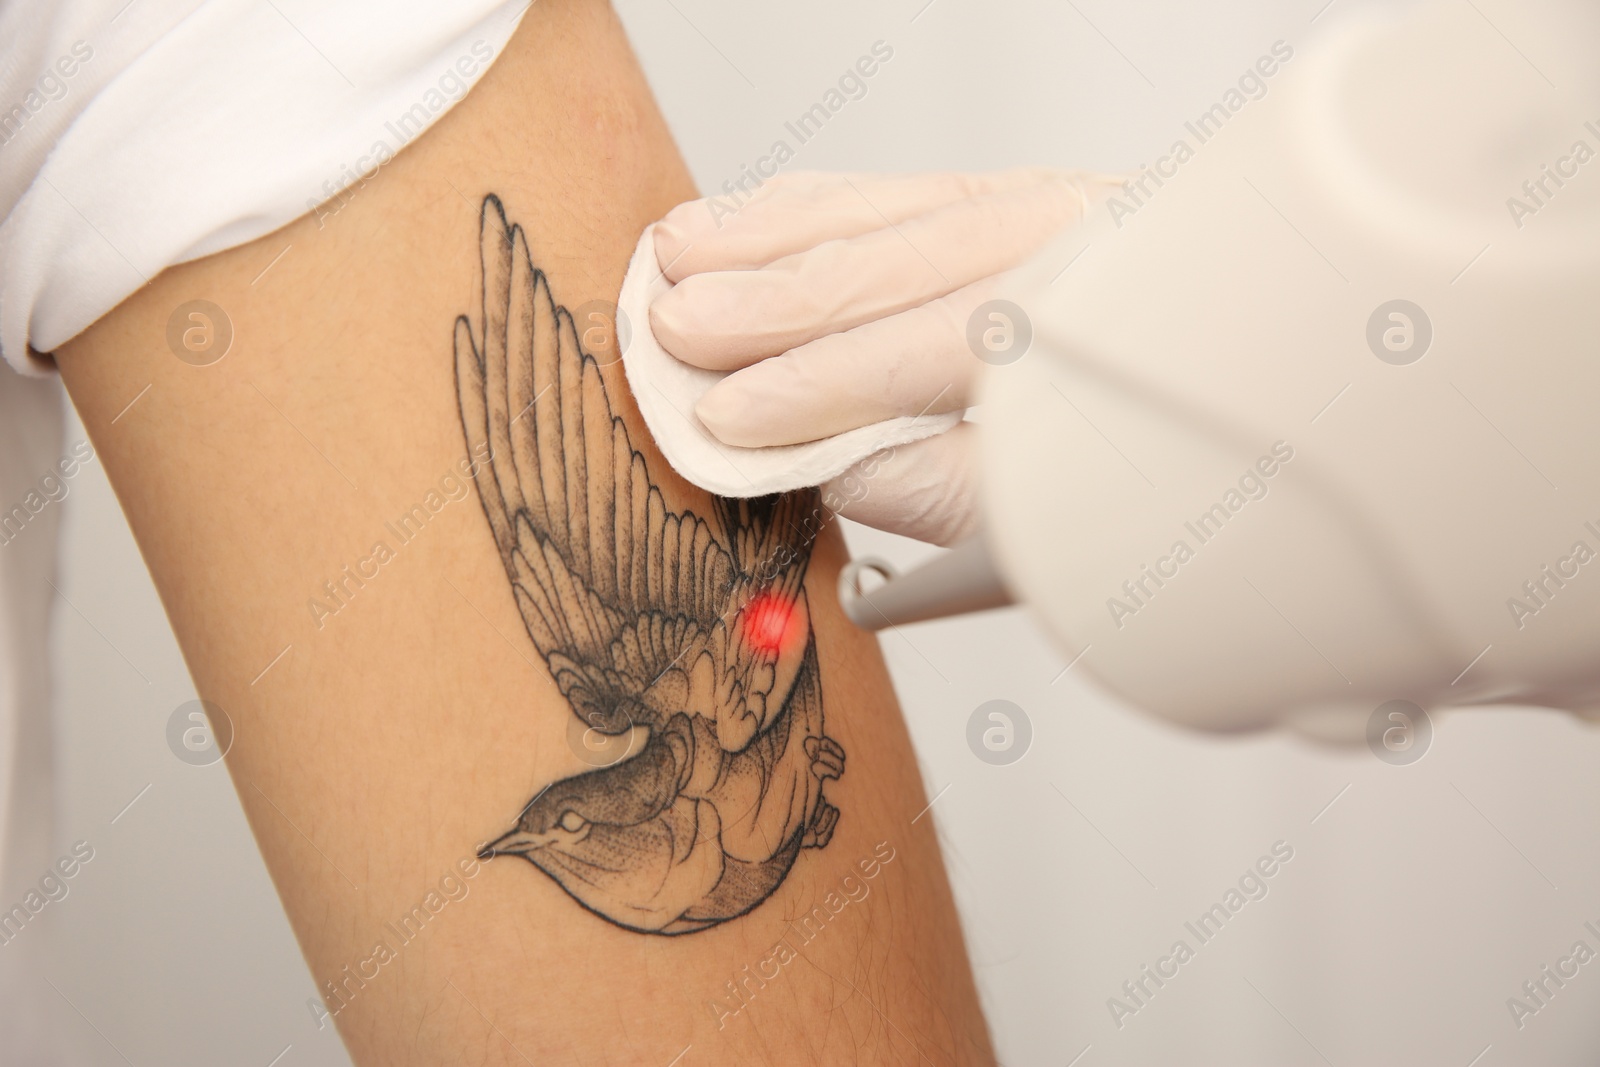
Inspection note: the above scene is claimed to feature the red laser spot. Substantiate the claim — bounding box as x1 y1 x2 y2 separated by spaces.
741 591 795 655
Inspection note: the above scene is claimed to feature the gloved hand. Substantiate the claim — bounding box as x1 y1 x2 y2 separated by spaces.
648 168 1118 546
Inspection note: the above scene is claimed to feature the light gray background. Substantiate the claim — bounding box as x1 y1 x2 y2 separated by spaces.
32 0 1600 1064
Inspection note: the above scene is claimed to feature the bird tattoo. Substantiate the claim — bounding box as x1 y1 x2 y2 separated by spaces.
455 195 846 935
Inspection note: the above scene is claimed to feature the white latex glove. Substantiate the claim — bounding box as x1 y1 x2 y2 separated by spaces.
648 169 1118 546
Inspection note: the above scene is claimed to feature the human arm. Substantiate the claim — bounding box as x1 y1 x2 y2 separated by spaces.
52 3 994 1063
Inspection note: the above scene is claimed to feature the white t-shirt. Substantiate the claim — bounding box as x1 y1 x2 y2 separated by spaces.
0 4 527 1058
0 0 531 373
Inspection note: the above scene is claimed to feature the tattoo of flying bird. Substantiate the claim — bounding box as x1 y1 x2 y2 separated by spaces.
455 196 845 935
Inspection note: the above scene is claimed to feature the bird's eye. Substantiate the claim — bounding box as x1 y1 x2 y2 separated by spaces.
559 811 586 833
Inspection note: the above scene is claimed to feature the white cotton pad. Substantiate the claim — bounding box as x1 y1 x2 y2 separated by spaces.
617 225 962 499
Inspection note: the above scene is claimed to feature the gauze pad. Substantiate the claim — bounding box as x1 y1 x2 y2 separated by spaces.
618 225 962 499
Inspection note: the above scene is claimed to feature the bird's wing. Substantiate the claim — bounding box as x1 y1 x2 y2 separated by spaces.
454 196 814 738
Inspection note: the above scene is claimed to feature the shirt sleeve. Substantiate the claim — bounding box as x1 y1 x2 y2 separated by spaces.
0 0 532 375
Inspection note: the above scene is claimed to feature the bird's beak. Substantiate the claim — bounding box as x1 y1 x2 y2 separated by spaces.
479 826 546 859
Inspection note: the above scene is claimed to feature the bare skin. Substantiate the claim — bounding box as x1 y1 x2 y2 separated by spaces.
52 2 995 1063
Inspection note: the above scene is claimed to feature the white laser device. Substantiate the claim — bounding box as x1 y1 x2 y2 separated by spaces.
842 0 1600 741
